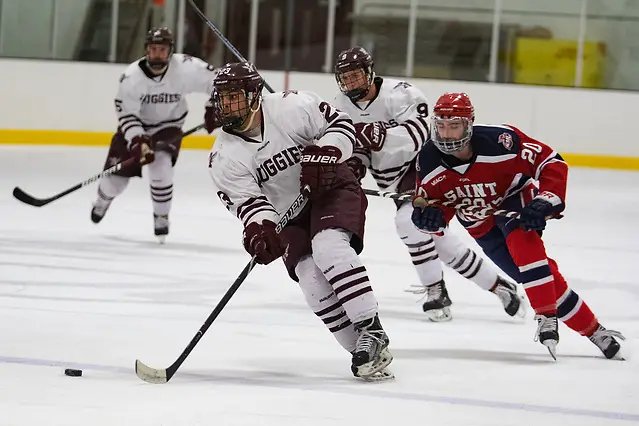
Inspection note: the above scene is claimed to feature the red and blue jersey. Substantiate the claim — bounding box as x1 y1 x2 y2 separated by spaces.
415 124 568 238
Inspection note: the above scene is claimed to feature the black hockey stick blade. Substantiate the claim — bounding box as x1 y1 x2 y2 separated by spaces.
12 186 68 207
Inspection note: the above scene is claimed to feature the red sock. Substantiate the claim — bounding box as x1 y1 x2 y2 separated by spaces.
505 229 557 315
549 258 599 336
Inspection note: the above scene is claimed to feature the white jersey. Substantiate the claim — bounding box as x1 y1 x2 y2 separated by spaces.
208 90 355 228
115 53 216 144
332 77 430 191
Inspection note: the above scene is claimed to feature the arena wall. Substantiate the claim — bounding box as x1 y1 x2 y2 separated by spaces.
1 58 637 170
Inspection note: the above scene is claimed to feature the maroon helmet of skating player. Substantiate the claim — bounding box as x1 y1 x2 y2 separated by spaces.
334 47 375 102
145 27 174 70
213 62 265 131
430 92 475 154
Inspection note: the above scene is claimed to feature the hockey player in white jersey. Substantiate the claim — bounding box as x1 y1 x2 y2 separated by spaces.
91 27 217 242
332 47 523 321
205 62 393 381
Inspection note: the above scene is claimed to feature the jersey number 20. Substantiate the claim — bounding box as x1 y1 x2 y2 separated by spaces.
521 142 542 165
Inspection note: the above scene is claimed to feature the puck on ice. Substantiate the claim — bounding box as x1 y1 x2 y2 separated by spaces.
64 368 82 377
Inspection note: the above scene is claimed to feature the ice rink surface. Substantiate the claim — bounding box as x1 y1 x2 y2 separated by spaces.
1 145 638 426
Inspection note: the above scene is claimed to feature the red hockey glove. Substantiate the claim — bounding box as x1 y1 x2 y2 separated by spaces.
300 145 342 196
242 220 283 265
354 122 387 152
346 156 367 183
129 135 155 164
204 96 223 134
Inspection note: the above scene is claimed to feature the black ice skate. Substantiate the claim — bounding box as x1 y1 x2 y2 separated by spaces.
534 313 559 360
351 315 394 381
90 198 112 224
420 280 453 322
588 324 625 360
154 214 169 244
491 277 526 318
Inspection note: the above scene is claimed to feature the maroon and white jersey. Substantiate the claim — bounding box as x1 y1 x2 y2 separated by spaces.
115 53 216 144
332 77 430 190
208 91 355 228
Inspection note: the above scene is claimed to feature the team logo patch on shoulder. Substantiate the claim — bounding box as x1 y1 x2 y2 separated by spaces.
394 81 411 89
498 133 513 150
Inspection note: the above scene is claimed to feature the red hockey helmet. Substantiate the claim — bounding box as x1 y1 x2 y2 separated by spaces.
334 47 375 102
213 62 265 131
430 92 475 154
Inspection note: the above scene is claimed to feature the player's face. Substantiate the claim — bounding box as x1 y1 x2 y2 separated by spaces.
339 69 368 91
219 89 248 115
146 44 170 62
434 118 466 141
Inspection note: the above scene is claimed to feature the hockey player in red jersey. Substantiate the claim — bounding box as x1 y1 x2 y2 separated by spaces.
411 92 624 359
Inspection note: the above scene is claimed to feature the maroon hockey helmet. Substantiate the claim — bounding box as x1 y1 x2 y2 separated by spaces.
213 62 265 131
145 27 174 70
334 47 375 102
430 93 475 154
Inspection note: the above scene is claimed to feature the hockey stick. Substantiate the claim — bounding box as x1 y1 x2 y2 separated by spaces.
12 124 205 207
362 188 522 219
187 0 276 94
135 185 311 384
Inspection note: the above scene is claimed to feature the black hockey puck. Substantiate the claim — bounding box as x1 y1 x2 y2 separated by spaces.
64 368 82 377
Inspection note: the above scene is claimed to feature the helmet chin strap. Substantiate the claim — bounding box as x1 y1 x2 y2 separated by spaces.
237 96 263 133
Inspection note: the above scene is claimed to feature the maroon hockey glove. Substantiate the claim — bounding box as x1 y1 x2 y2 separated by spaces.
243 220 283 265
204 97 223 134
354 122 386 152
129 135 155 164
300 145 342 197
346 156 367 183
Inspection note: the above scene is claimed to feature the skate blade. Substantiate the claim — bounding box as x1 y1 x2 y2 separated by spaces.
426 307 452 322
359 367 395 383
354 348 393 378
156 235 166 244
544 340 558 361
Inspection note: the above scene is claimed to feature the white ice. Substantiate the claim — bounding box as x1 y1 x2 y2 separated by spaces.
1 145 638 426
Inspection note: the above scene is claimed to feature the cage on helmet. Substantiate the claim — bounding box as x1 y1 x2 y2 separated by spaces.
213 62 265 131
430 92 475 154
145 27 174 70
334 47 375 102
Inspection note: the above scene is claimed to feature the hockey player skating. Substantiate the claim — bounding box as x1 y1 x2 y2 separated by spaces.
332 47 523 322
205 62 393 381
91 27 217 243
412 92 625 359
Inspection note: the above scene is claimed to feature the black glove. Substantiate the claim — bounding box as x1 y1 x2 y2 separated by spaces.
346 156 367 183
204 97 223 134
520 198 553 231
354 121 387 152
129 135 155 164
242 220 283 265
411 205 446 233
300 145 341 196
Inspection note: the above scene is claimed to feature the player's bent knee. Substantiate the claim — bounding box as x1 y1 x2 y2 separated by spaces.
311 228 353 269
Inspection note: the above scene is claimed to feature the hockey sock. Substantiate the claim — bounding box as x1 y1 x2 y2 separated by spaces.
148 151 173 217
505 228 557 315
97 174 129 201
295 256 358 352
311 229 378 323
549 258 599 336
